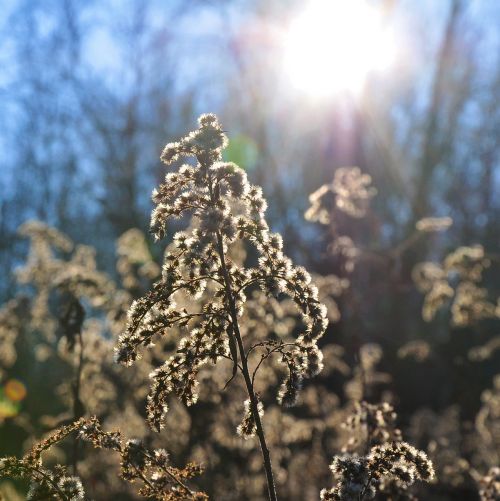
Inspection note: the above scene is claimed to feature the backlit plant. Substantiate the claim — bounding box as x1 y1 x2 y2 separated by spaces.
116 114 328 500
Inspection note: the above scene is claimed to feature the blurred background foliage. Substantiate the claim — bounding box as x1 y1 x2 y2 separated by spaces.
0 0 499 499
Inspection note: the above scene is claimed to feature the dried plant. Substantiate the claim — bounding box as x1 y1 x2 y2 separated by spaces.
0 219 341 499
0 419 86 500
0 417 206 500
320 441 434 501
0 115 499 501
341 401 402 454
477 467 500 501
78 417 207 500
305 167 377 224
116 114 328 500
321 404 434 500
305 167 376 274
412 245 499 326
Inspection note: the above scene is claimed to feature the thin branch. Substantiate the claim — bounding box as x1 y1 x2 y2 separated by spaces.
203 158 278 501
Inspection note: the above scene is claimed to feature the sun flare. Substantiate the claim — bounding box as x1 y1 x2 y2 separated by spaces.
284 0 396 97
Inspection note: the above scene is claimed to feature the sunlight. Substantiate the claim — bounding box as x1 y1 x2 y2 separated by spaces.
283 0 396 97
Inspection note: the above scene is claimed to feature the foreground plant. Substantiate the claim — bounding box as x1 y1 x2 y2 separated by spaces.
78 417 207 500
320 441 434 501
477 466 500 501
0 420 86 500
116 114 328 500
322 402 435 500
0 417 206 500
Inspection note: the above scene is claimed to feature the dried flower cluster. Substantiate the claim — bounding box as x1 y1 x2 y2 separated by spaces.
322 403 434 500
413 245 498 325
0 298 28 375
305 167 377 224
0 417 205 500
305 167 376 274
0 419 86 500
117 116 327 421
79 417 207 500
397 339 431 362
478 466 500 501
342 401 402 453
415 216 453 233
116 114 328 499
320 441 434 500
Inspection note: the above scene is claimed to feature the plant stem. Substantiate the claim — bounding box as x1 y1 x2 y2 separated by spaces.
202 157 278 501
216 245 277 498
72 331 84 475
31 465 72 501
141 450 196 495
214 230 278 501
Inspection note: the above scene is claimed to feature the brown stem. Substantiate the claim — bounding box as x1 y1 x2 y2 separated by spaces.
31 465 72 501
359 469 375 501
215 230 278 501
141 448 196 494
72 331 84 475
202 157 278 501
251 342 297 388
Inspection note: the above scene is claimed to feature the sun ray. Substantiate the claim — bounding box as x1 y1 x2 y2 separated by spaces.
283 0 396 97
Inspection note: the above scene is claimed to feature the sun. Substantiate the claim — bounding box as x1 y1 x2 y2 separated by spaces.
283 0 396 97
